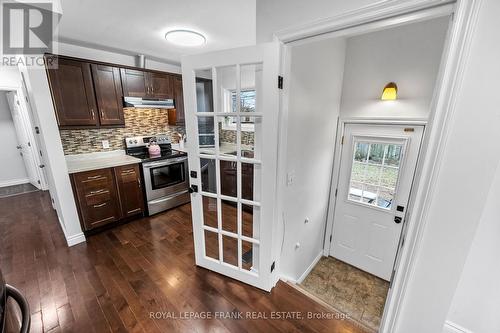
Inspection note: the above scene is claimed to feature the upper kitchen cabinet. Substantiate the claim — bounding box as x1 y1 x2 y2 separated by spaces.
46 56 99 127
149 72 174 99
122 69 175 99
91 64 125 126
120 68 148 97
46 54 185 129
172 75 185 126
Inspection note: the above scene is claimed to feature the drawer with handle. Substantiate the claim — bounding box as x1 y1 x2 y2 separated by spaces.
73 168 114 194
71 167 121 230
83 200 119 229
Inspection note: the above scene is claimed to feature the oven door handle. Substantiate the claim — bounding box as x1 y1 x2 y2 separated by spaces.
148 190 190 204
143 157 187 168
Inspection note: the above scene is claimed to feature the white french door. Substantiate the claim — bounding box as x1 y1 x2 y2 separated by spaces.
330 124 424 281
181 43 280 291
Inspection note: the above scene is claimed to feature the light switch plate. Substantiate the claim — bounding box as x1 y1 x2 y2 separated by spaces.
102 140 110 149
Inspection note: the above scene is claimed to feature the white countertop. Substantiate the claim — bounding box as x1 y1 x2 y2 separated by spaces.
171 142 188 153
65 150 141 174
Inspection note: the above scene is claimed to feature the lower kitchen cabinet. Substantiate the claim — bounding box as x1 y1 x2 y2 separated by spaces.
220 160 254 202
71 164 144 231
114 164 144 218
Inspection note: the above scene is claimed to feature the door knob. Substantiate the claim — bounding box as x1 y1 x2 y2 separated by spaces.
16 145 22 149
394 216 402 224
189 185 198 193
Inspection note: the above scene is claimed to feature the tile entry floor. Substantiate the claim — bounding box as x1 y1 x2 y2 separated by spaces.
299 257 389 331
0 183 39 198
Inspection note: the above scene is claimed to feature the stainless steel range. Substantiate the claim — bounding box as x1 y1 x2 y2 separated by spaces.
125 135 190 216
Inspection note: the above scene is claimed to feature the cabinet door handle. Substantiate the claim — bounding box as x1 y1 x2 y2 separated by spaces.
138 178 141 188
100 109 105 119
93 203 107 208
87 175 103 180
89 189 107 195
121 169 135 175
91 109 95 119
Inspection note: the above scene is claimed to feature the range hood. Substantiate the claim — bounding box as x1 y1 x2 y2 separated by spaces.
124 96 175 109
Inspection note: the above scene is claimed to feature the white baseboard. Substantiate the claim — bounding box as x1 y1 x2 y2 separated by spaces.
0 178 29 188
57 216 86 247
297 251 324 284
443 321 473 333
279 274 298 284
66 232 86 247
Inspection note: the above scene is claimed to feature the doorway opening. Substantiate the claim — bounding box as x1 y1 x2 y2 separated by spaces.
0 87 47 198
281 12 451 332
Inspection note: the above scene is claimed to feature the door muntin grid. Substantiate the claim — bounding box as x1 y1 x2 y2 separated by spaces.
347 138 405 211
195 63 263 275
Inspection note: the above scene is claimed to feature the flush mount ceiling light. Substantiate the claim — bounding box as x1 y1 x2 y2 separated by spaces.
381 82 398 100
165 29 206 47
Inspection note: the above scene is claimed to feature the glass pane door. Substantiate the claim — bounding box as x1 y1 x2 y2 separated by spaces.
197 63 263 275
183 42 280 291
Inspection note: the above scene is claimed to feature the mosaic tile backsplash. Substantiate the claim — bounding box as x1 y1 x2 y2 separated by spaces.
60 108 185 155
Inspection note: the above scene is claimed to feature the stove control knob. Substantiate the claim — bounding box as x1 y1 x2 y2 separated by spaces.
128 140 133 144
134 140 138 144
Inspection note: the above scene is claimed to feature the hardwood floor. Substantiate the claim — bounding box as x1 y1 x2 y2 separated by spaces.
0 191 369 333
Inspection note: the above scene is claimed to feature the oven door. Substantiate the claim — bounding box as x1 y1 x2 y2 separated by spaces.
143 157 189 201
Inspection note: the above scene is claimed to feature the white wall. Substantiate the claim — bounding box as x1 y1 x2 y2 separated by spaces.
279 37 346 282
54 41 181 73
0 92 28 187
0 66 22 88
395 0 500 331
444 162 500 333
256 0 379 42
340 17 449 119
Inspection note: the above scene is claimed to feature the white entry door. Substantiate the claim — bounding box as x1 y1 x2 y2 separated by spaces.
5 92 41 189
330 124 424 281
182 43 280 291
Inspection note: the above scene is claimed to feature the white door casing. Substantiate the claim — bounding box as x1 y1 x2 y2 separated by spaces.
5 91 41 189
330 124 424 280
182 42 280 291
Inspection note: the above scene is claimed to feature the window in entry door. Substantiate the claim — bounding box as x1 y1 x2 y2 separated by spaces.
348 141 403 210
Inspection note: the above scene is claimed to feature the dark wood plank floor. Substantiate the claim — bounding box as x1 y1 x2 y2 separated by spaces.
0 191 369 333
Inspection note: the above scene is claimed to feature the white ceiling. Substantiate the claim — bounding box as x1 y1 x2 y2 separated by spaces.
56 0 256 64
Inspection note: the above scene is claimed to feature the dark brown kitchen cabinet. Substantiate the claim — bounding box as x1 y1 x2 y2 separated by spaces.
172 75 185 125
46 54 185 129
91 64 125 126
241 163 254 201
120 68 148 97
71 164 144 232
220 160 254 203
71 168 121 231
114 164 144 218
121 69 174 99
149 72 173 98
220 160 238 198
46 57 98 127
